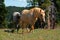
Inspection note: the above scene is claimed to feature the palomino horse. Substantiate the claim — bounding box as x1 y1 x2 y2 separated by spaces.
29 7 45 30
30 7 45 28
19 7 45 33
12 12 21 33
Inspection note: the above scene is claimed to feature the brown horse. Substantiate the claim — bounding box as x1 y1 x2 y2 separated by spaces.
12 12 21 33
19 7 45 33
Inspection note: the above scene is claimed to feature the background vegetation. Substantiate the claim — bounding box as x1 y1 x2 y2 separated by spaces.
0 0 60 28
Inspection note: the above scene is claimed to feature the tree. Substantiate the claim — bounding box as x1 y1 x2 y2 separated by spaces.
27 0 38 8
56 0 60 23
0 0 7 27
27 0 51 9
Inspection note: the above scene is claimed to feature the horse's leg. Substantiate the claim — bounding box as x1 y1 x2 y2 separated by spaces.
21 23 24 34
39 16 44 29
16 24 18 33
31 25 34 33
26 24 30 33
21 27 24 34
29 24 34 33
14 21 19 33
11 22 16 33
22 22 26 34
19 21 24 34
40 21 43 28
16 24 20 33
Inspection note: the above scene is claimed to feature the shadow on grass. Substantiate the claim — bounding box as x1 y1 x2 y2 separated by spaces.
4 29 23 34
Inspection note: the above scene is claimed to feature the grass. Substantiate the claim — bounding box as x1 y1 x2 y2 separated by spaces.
0 28 60 40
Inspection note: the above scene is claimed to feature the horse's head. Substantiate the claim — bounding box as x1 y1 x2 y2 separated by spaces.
30 7 46 22
40 9 46 22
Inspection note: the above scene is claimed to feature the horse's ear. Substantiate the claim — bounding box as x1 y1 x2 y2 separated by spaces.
40 10 41 13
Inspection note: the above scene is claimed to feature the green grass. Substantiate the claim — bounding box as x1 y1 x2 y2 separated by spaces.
0 29 60 40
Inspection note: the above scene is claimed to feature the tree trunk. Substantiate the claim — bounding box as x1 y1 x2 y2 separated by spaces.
47 12 51 29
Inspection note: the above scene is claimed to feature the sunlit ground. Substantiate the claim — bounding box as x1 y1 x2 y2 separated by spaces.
0 26 60 40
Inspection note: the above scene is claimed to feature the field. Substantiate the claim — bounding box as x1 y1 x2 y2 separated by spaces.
0 27 60 40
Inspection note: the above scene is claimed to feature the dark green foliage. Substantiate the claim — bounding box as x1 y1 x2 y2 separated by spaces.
56 0 60 23
5 6 25 28
27 0 51 9
0 0 7 28
6 6 25 21
40 0 51 9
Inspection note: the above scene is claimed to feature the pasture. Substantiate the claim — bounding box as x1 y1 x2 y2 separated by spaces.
0 25 60 40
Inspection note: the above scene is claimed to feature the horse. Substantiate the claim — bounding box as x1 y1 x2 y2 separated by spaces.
19 7 45 33
29 7 46 29
12 12 21 33
30 7 46 28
